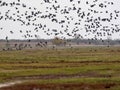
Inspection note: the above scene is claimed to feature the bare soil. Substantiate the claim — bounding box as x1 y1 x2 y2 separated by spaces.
1 83 119 90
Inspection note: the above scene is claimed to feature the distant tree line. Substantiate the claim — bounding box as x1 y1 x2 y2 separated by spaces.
0 38 120 51
70 39 120 45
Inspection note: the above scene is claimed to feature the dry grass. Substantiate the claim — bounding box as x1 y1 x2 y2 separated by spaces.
0 46 120 90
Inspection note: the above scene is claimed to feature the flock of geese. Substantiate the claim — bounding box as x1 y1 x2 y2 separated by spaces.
0 0 120 50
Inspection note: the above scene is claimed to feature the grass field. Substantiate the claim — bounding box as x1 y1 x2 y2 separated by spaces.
0 46 120 90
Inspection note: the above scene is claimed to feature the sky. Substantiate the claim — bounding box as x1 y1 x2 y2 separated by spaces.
0 0 120 40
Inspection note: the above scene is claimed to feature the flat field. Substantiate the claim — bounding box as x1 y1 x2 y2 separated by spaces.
0 46 120 90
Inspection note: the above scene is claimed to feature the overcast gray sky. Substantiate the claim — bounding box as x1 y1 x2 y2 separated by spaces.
0 0 120 40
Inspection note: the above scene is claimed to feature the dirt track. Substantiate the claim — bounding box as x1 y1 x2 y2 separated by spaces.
0 72 113 89
0 81 119 90
0 81 22 88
